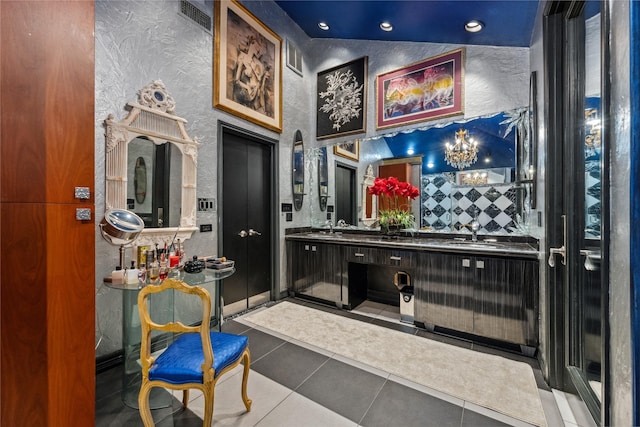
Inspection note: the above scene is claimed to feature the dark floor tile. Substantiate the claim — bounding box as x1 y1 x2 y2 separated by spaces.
415 328 474 350
240 328 286 362
296 358 387 423
96 365 123 400
252 341 330 390
220 319 252 335
461 408 511 426
360 380 463 427
96 378 200 427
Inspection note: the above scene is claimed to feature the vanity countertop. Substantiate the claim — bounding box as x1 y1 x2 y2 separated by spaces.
285 230 540 259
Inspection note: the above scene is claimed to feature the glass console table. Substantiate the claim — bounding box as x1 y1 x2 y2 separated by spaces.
106 268 235 409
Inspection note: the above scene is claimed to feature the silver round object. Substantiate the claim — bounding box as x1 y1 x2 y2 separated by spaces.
99 209 145 245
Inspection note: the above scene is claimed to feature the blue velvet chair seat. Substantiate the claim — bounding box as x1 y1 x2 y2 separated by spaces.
150 332 249 384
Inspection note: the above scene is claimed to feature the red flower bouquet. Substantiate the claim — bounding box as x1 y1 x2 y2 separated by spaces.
368 177 419 232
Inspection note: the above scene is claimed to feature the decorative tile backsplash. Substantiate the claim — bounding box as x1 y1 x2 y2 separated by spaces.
421 174 519 234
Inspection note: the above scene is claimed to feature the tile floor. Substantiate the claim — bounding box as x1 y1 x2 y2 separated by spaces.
96 298 596 427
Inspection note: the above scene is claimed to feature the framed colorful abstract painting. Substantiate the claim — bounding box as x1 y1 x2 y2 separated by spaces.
376 49 464 130
316 57 368 140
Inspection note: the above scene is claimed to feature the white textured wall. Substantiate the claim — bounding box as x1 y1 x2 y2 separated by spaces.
608 0 632 424
94 0 531 358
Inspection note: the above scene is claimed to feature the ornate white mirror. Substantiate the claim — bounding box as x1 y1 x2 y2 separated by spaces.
104 80 198 246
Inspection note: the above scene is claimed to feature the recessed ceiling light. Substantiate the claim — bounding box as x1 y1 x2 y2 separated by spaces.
465 20 484 33
380 21 393 32
318 22 329 31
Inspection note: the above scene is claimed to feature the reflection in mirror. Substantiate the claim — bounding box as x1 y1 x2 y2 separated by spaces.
127 137 182 228
318 146 328 211
134 156 147 204
105 80 198 246
309 108 532 235
292 130 304 210
361 164 377 227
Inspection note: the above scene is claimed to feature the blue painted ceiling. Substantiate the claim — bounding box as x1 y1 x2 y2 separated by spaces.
274 1 540 47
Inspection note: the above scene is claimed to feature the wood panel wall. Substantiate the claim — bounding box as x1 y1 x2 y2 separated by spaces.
0 1 96 425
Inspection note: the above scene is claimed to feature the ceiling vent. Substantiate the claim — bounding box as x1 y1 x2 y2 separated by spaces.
286 39 303 76
178 0 212 35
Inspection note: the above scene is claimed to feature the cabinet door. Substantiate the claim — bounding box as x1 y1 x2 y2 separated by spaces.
422 252 475 333
289 241 341 304
473 257 539 346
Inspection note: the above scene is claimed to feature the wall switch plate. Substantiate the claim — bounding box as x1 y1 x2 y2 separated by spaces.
198 198 216 212
327 205 334 213
199 224 213 232
286 212 292 221
281 203 293 212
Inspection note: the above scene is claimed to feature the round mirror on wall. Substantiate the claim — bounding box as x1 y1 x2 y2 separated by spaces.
318 146 328 211
292 130 304 211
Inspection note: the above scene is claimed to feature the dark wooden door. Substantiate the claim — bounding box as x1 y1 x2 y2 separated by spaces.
221 130 272 313
0 1 96 425
335 163 356 225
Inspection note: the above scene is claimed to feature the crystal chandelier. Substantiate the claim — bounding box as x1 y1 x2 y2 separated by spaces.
444 128 479 170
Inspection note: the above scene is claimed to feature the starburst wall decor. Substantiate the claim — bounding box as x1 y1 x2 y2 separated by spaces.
316 57 368 140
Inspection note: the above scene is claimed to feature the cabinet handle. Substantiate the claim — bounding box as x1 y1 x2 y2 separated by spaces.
304 244 310 251
354 253 365 257
462 259 471 268
311 246 317 252
476 260 485 269
390 256 402 261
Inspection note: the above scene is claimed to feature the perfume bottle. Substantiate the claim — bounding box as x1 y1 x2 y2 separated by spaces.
148 252 159 283
138 262 147 285
159 252 169 280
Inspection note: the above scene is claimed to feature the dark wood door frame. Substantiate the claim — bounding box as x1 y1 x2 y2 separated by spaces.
216 122 280 303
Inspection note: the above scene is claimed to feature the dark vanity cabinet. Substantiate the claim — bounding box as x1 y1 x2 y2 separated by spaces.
288 240 342 304
416 252 539 349
287 234 539 349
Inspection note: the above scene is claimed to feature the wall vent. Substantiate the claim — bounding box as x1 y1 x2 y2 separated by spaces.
178 0 212 34
286 39 303 76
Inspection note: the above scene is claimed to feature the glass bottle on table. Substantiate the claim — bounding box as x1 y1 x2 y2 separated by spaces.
159 252 169 281
148 252 159 283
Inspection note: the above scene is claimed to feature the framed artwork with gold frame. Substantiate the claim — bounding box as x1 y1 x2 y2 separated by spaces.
333 140 360 162
214 0 282 133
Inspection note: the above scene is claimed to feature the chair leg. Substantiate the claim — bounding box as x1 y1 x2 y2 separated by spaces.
138 382 154 427
202 386 214 427
182 389 190 408
241 349 252 412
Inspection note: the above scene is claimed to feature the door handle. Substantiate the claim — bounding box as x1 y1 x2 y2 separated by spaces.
238 230 248 238
248 228 262 236
580 249 601 271
548 214 567 267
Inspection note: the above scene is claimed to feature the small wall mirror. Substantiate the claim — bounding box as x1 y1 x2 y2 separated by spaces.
318 146 328 211
292 130 304 211
105 80 198 246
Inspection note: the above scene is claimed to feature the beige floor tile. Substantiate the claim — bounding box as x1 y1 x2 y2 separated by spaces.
254 392 358 427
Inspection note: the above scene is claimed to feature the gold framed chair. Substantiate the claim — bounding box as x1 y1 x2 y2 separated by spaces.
137 278 251 426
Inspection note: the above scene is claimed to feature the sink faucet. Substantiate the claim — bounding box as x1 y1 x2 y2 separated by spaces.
470 219 480 242
326 219 334 234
